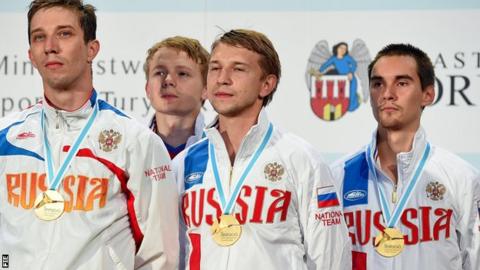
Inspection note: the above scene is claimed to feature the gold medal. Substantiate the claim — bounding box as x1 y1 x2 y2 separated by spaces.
34 190 65 221
211 215 242 246
374 227 405 257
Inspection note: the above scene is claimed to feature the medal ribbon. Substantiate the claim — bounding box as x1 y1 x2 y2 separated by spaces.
41 98 98 190
210 123 273 215
366 142 430 228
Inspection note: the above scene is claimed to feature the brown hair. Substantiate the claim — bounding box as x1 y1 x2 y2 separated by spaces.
28 0 96 44
211 29 281 106
143 36 210 84
368 43 435 91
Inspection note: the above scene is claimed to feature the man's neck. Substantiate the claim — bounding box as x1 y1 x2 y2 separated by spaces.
376 126 418 184
217 108 261 165
155 111 199 148
43 76 94 111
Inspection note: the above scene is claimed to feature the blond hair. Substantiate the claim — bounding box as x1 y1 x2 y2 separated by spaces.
143 36 209 83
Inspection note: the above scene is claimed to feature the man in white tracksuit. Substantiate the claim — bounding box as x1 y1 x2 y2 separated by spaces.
331 43 480 270
174 29 351 270
0 1 178 269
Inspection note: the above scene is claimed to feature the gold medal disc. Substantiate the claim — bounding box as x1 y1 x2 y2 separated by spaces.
211 214 242 246
374 227 405 257
34 190 65 221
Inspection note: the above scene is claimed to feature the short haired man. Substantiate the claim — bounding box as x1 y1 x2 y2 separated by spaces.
0 1 178 269
332 43 480 269
174 29 351 269
144 36 209 159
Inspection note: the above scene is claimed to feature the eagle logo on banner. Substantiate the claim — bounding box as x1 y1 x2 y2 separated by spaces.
305 39 371 121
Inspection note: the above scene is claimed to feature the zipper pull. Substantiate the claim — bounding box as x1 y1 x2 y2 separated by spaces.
228 166 233 188
55 110 60 129
392 184 398 203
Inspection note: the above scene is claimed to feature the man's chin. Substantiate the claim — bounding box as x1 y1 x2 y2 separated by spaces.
45 77 72 91
379 119 402 130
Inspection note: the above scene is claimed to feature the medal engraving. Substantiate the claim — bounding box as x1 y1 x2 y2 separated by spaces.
374 227 404 257
211 215 242 246
34 190 65 221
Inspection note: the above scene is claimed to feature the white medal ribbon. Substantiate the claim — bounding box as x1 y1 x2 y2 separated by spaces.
210 123 273 215
41 97 98 191
366 142 430 228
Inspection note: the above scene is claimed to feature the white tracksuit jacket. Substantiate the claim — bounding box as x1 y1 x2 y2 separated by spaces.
331 127 480 270
0 90 179 270
174 110 352 270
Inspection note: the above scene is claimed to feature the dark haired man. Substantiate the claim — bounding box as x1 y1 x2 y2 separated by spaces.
332 43 480 270
0 1 178 269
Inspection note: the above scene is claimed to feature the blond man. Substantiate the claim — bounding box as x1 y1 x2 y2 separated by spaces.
144 36 209 158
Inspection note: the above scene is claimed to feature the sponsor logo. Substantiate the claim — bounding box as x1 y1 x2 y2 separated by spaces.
16 131 35 139
264 162 285 182
426 181 446 201
305 39 371 121
98 129 122 152
186 172 203 183
344 190 367 201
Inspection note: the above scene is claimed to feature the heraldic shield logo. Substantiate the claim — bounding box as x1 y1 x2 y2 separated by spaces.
305 39 371 121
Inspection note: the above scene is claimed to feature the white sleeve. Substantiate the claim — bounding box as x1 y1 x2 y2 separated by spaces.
459 172 480 270
172 151 188 270
329 160 347 204
129 131 179 270
303 160 352 270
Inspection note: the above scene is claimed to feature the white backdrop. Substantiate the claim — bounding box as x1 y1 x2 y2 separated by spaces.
1 0 479 169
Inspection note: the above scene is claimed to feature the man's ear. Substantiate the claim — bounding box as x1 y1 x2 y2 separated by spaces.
86 39 100 63
421 85 435 107
259 74 277 98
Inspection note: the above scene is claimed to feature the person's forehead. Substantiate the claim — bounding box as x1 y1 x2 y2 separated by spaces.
30 6 80 29
211 43 260 63
372 55 418 76
150 47 199 67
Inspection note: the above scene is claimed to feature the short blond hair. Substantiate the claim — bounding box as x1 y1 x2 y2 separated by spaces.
143 36 209 83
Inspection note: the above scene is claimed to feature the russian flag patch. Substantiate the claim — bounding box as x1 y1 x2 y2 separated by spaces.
317 186 340 208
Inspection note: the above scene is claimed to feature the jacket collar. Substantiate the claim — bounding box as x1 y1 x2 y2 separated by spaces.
149 111 206 148
369 126 429 184
42 89 97 130
205 108 271 161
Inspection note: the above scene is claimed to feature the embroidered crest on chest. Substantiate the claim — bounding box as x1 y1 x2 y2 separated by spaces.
264 162 285 182
426 181 446 201
98 129 122 152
